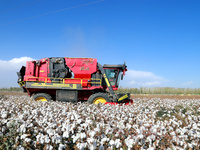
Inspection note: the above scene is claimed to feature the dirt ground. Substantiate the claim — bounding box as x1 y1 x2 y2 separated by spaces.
1 92 200 100
130 94 200 100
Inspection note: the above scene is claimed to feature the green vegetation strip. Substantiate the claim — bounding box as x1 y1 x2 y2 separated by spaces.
117 87 200 95
0 87 22 92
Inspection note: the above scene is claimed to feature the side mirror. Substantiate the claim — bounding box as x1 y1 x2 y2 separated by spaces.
121 74 124 80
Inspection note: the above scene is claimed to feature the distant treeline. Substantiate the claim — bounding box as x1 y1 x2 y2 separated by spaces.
117 87 200 95
0 87 22 92
1 87 200 95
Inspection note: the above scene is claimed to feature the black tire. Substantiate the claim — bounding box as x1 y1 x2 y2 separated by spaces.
32 93 52 102
88 92 111 104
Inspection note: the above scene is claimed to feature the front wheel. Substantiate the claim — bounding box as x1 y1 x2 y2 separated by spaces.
32 93 52 102
88 93 111 104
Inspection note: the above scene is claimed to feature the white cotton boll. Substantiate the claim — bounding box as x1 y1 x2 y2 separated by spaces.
71 115 75 120
21 134 28 139
137 134 144 139
192 141 197 146
156 139 159 146
2 126 6 133
6 121 13 128
58 143 66 150
1 112 7 119
76 142 87 150
51 135 56 143
132 124 138 129
193 124 198 130
44 135 51 144
70 123 76 134
77 119 82 124
1 119 7 124
80 123 88 129
125 138 134 149
27 123 33 128
115 139 122 148
94 127 100 133
16 145 25 150
80 132 86 139
180 141 184 146
100 137 109 145
140 126 145 132
52 123 57 128
19 114 24 120
24 138 31 143
196 133 200 138
72 134 79 143
19 124 26 133
36 134 41 142
45 145 53 150
147 147 155 150
98 145 104 150
15 136 19 143
181 127 188 134
40 137 45 144
193 116 197 121
63 130 69 138
89 142 97 150
109 140 115 146
87 137 95 144
179 135 187 139
74 113 80 120
47 129 54 137
184 143 187 149
117 121 125 129
188 116 192 120
172 136 177 142
126 123 132 130
89 131 96 137
115 133 119 137
170 131 176 136
188 143 193 148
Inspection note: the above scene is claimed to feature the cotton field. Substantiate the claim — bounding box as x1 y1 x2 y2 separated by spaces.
0 95 200 150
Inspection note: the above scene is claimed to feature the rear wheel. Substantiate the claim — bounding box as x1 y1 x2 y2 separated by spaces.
88 93 111 104
32 93 52 102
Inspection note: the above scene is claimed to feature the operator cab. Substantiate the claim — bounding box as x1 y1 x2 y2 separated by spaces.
103 63 127 88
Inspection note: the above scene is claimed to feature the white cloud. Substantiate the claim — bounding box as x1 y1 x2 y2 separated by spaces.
183 81 193 86
0 57 34 87
120 69 167 88
0 57 34 71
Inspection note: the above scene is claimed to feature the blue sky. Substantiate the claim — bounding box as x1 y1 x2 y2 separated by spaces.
0 0 200 88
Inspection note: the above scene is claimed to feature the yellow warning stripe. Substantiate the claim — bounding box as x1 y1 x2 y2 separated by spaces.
103 74 110 87
118 94 128 101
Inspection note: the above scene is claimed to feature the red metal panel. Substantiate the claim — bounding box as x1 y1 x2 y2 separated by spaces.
24 58 49 82
37 58 49 82
65 58 97 79
24 61 36 81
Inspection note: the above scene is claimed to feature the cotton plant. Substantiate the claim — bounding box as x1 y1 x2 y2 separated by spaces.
1 95 200 149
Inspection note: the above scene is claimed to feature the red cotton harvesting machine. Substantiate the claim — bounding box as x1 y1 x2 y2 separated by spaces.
17 57 133 105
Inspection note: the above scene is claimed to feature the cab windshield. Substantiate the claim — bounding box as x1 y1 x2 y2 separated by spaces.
105 69 122 87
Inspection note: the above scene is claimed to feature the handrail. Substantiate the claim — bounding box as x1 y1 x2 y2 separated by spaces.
25 77 101 86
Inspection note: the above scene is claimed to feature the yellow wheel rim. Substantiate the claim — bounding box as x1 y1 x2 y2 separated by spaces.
93 97 107 104
35 97 47 102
